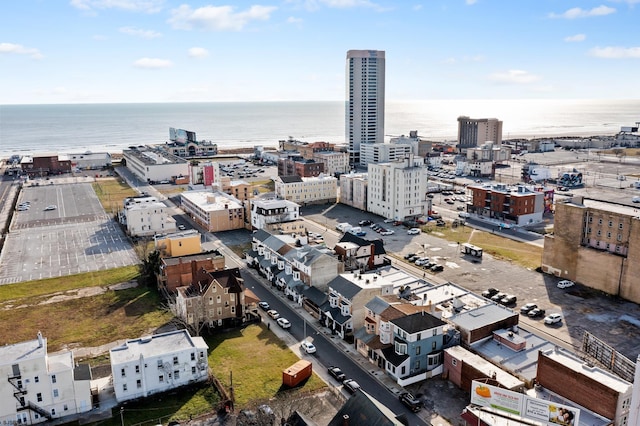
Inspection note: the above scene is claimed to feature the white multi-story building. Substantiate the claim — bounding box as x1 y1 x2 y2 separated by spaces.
123 146 190 183
0 332 92 425
360 143 412 167
339 172 368 211
119 196 177 237
250 198 300 230
109 329 209 403
367 155 428 221
312 151 349 176
274 175 338 206
346 50 385 167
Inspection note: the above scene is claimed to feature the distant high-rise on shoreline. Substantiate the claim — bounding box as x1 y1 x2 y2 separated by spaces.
346 50 385 167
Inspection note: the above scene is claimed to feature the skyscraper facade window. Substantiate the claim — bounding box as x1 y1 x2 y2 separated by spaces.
346 50 385 167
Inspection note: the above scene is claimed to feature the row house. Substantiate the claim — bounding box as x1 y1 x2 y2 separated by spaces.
382 312 448 383
109 329 209 403
175 268 246 330
156 251 226 294
0 333 92 425
320 272 396 340
250 198 300 231
246 230 342 295
334 232 388 271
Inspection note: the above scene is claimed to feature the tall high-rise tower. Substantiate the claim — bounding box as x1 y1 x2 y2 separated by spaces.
346 50 385 167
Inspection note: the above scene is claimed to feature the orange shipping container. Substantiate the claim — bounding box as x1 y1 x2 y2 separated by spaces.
282 360 312 388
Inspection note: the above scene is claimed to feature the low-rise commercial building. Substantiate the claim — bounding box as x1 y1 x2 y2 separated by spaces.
119 196 177 237
123 146 189 183
312 151 349 176
180 190 245 232
467 183 545 226
274 175 338 206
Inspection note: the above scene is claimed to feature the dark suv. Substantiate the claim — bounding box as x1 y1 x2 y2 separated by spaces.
328 366 346 382
399 392 422 412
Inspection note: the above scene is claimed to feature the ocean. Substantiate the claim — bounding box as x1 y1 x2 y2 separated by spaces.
1 99 638 158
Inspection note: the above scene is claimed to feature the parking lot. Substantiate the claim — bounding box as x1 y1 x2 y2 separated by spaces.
0 182 139 285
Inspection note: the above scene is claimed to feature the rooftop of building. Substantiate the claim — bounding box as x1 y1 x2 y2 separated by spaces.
160 250 224 266
0 333 48 365
181 190 243 211
251 198 299 209
109 329 207 364
563 196 640 217
123 146 188 166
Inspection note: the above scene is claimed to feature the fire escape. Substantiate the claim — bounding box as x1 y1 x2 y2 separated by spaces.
8 365 53 421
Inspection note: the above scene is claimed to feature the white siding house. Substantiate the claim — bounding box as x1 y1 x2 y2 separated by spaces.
109 330 209 403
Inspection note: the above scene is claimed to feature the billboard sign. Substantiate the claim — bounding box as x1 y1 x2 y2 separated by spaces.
471 381 580 425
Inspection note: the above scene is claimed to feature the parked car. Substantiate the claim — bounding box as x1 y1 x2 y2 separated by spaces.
267 310 280 319
354 231 367 237
436 219 446 227
482 288 499 298
544 313 563 325
404 253 416 260
491 292 508 302
528 308 546 318
342 378 361 394
415 257 430 266
359 220 372 226
328 366 346 381
258 301 270 311
557 280 575 289
408 255 420 263
500 295 517 306
276 318 291 329
383 218 394 223
44 205 57 211
300 341 316 354
380 230 394 236
520 303 537 314
458 212 470 218
399 392 422 412
430 264 444 272
407 228 421 235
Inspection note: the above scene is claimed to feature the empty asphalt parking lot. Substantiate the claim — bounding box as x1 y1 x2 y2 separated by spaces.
0 182 139 285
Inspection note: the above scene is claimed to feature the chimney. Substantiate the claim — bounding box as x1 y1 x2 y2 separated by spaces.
37 331 43 348
342 414 349 426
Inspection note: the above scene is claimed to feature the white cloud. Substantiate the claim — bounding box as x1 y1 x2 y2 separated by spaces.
549 5 615 19
70 0 164 13
564 34 586 42
488 69 541 84
119 26 162 39
188 47 209 58
466 0 477 5
589 46 640 58
287 16 303 24
168 5 277 31
133 57 173 68
289 0 384 12
0 42 43 59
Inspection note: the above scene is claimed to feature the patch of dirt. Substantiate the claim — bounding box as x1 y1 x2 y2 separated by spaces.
37 280 139 306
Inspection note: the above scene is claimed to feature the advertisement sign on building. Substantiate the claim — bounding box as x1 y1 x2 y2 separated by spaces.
471 381 580 425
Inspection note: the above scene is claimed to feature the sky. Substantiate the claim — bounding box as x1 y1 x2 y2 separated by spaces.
2 0 640 104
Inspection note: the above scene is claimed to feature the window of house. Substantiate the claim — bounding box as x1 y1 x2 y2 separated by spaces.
619 223 624 230
51 409 56 416
598 218 603 225
173 356 179 365
122 384 127 392
174 371 180 380
415 360 421 370
191 352 196 361
64 404 68 411
34 376 39 383
415 346 421 355
192 366 197 374
607 232 611 238
432 341 436 350
217 307 222 315
452 359 457 366
433 329 437 336
609 221 613 227
157 360 163 369
37 393 43 402
231 306 235 314
51 375 56 383
209 297 213 305
159 375 164 382
137 379 141 389
135 365 140 374
217 295 221 304
597 230 601 236
53 389 59 398
121 368 126 377
200 351 205 358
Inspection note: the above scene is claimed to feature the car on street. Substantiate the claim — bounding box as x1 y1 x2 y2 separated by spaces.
383 218 394 223
404 253 416 260
528 308 546 318
328 366 346 381
458 212 470 218
354 231 367 237
520 303 537 314
258 301 270 311
399 392 422 412
300 341 316 354
359 220 372 226
342 378 361 394
44 205 57 211
380 230 394 236
482 288 499 298
276 318 291 329
415 257 430 266
557 280 575 289
267 310 280 319
544 313 563 325
407 228 421 235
